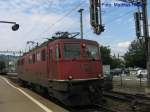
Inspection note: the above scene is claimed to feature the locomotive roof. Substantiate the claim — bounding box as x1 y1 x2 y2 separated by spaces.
54 38 98 43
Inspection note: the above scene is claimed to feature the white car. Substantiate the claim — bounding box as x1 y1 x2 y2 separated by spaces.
136 70 147 78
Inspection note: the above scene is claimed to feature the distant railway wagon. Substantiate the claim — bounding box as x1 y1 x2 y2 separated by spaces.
17 37 104 106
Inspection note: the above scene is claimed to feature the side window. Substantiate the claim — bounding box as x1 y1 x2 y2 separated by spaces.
41 49 46 61
49 49 53 63
32 54 35 63
36 52 41 62
56 45 61 62
99 47 101 59
29 55 32 64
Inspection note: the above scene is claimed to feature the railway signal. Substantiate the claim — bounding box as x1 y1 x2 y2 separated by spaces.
134 12 142 38
89 0 104 35
78 9 84 39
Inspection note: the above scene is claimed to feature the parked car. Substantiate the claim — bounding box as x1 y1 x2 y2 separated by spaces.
136 69 147 78
110 68 122 76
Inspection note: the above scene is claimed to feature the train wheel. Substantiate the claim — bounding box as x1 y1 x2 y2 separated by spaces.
88 85 103 105
34 85 47 95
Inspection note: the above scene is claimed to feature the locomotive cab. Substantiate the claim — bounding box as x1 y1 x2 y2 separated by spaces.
48 39 103 81
47 39 104 105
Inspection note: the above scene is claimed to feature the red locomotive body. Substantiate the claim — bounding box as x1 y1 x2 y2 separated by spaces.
17 38 104 106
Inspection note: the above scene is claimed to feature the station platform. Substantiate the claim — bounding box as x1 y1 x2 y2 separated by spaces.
0 76 68 112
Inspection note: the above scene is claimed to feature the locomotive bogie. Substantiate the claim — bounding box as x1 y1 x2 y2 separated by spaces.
47 79 104 106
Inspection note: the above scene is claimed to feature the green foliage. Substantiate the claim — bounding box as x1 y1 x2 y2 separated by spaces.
100 46 112 65
100 46 123 69
110 57 124 69
124 40 146 68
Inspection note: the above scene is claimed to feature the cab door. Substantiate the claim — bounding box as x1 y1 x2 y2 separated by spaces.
48 44 61 80
53 44 61 79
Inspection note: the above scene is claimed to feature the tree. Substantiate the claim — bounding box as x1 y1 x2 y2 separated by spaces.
110 57 124 69
100 46 124 69
100 46 112 65
124 40 146 68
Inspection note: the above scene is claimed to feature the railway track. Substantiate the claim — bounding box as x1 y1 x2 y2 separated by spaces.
69 104 119 112
104 91 150 105
103 90 150 112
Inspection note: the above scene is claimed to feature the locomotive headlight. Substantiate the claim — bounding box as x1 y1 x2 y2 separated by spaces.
98 74 103 79
68 76 73 80
82 43 86 48
98 74 101 78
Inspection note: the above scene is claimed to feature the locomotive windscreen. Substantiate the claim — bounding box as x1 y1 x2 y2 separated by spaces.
63 43 100 60
84 44 99 59
64 44 80 59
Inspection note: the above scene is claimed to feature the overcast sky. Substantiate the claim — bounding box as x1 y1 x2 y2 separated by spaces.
0 0 150 56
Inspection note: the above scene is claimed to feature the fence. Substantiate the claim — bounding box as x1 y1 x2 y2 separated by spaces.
113 74 148 94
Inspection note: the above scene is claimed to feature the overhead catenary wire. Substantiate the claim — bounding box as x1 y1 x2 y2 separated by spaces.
21 0 86 51
26 1 134 40
34 1 85 40
23 0 149 47
87 1 150 37
84 8 137 37
43 6 90 39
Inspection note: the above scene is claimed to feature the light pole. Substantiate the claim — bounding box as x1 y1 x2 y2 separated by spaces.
78 9 84 39
141 0 150 91
0 21 19 31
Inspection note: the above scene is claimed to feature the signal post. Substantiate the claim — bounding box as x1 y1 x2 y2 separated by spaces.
133 0 150 92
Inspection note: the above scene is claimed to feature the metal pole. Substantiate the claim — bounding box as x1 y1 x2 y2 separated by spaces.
0 21 19 31
120 73 123 87
140 74 142 87
0 21 16 24
8 55 9 73
141 0 150 88
78 9 84 39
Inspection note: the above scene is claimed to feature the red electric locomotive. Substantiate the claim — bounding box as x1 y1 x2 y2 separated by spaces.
17 32 104 106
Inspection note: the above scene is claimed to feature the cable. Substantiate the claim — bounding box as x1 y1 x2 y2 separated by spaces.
106 9 136 24
43 3 89 38
24 1 149 43
84 8 137 37
34 1 85 40
22 0 85 44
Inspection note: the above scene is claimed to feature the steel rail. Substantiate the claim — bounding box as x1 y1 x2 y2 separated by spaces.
103 91 150 106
